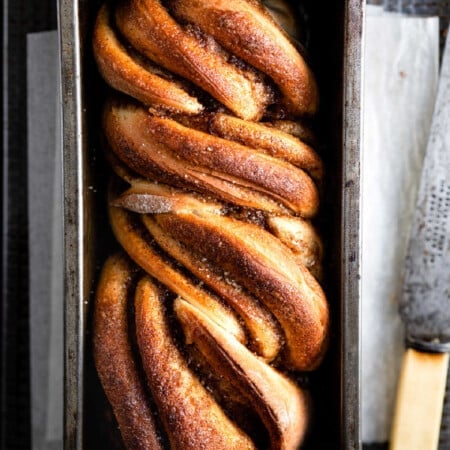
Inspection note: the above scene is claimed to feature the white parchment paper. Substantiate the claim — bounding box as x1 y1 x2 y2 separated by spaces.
27 30 63 450
362 6 439 443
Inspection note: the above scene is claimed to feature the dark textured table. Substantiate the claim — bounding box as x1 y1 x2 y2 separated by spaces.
1 1 449 449
1 1 56 448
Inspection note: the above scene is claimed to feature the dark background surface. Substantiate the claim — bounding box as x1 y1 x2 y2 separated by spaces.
2 1 57 449
1 0 449 449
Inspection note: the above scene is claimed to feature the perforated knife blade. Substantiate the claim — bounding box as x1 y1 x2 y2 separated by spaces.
390 32 450 450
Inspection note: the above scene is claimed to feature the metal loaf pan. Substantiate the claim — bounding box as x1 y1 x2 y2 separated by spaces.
59 0 364 448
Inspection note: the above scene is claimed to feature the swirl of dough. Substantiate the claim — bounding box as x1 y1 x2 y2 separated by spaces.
92 1 329 448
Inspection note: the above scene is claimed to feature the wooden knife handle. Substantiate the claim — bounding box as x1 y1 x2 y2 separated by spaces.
390 348 449 450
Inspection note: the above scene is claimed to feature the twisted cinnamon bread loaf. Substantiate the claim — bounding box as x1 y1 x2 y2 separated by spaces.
92 1 329 448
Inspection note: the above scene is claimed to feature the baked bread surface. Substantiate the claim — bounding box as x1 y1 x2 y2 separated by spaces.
92 1 330 448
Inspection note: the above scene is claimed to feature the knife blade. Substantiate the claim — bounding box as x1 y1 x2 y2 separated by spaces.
390 30 450 450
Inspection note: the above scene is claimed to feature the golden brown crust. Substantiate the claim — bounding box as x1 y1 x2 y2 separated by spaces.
154 210 329 371
108 202 246 344
210 112 323 181
142 215 283 361
93 1 330 447
112 178 222 215
175 297 309 450
141 113 319 217
171 0 318 115
265 119 317 145
103 100 312 215
108 195 329 370
93 4 203 114
92 254 163 450
134 277 256 450
267 215 324 280
115 0 272 120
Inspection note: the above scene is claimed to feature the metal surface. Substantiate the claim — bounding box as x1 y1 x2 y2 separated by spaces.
342 1 364 448
58 0 364 448
400 33 450 348
58 1 86 449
